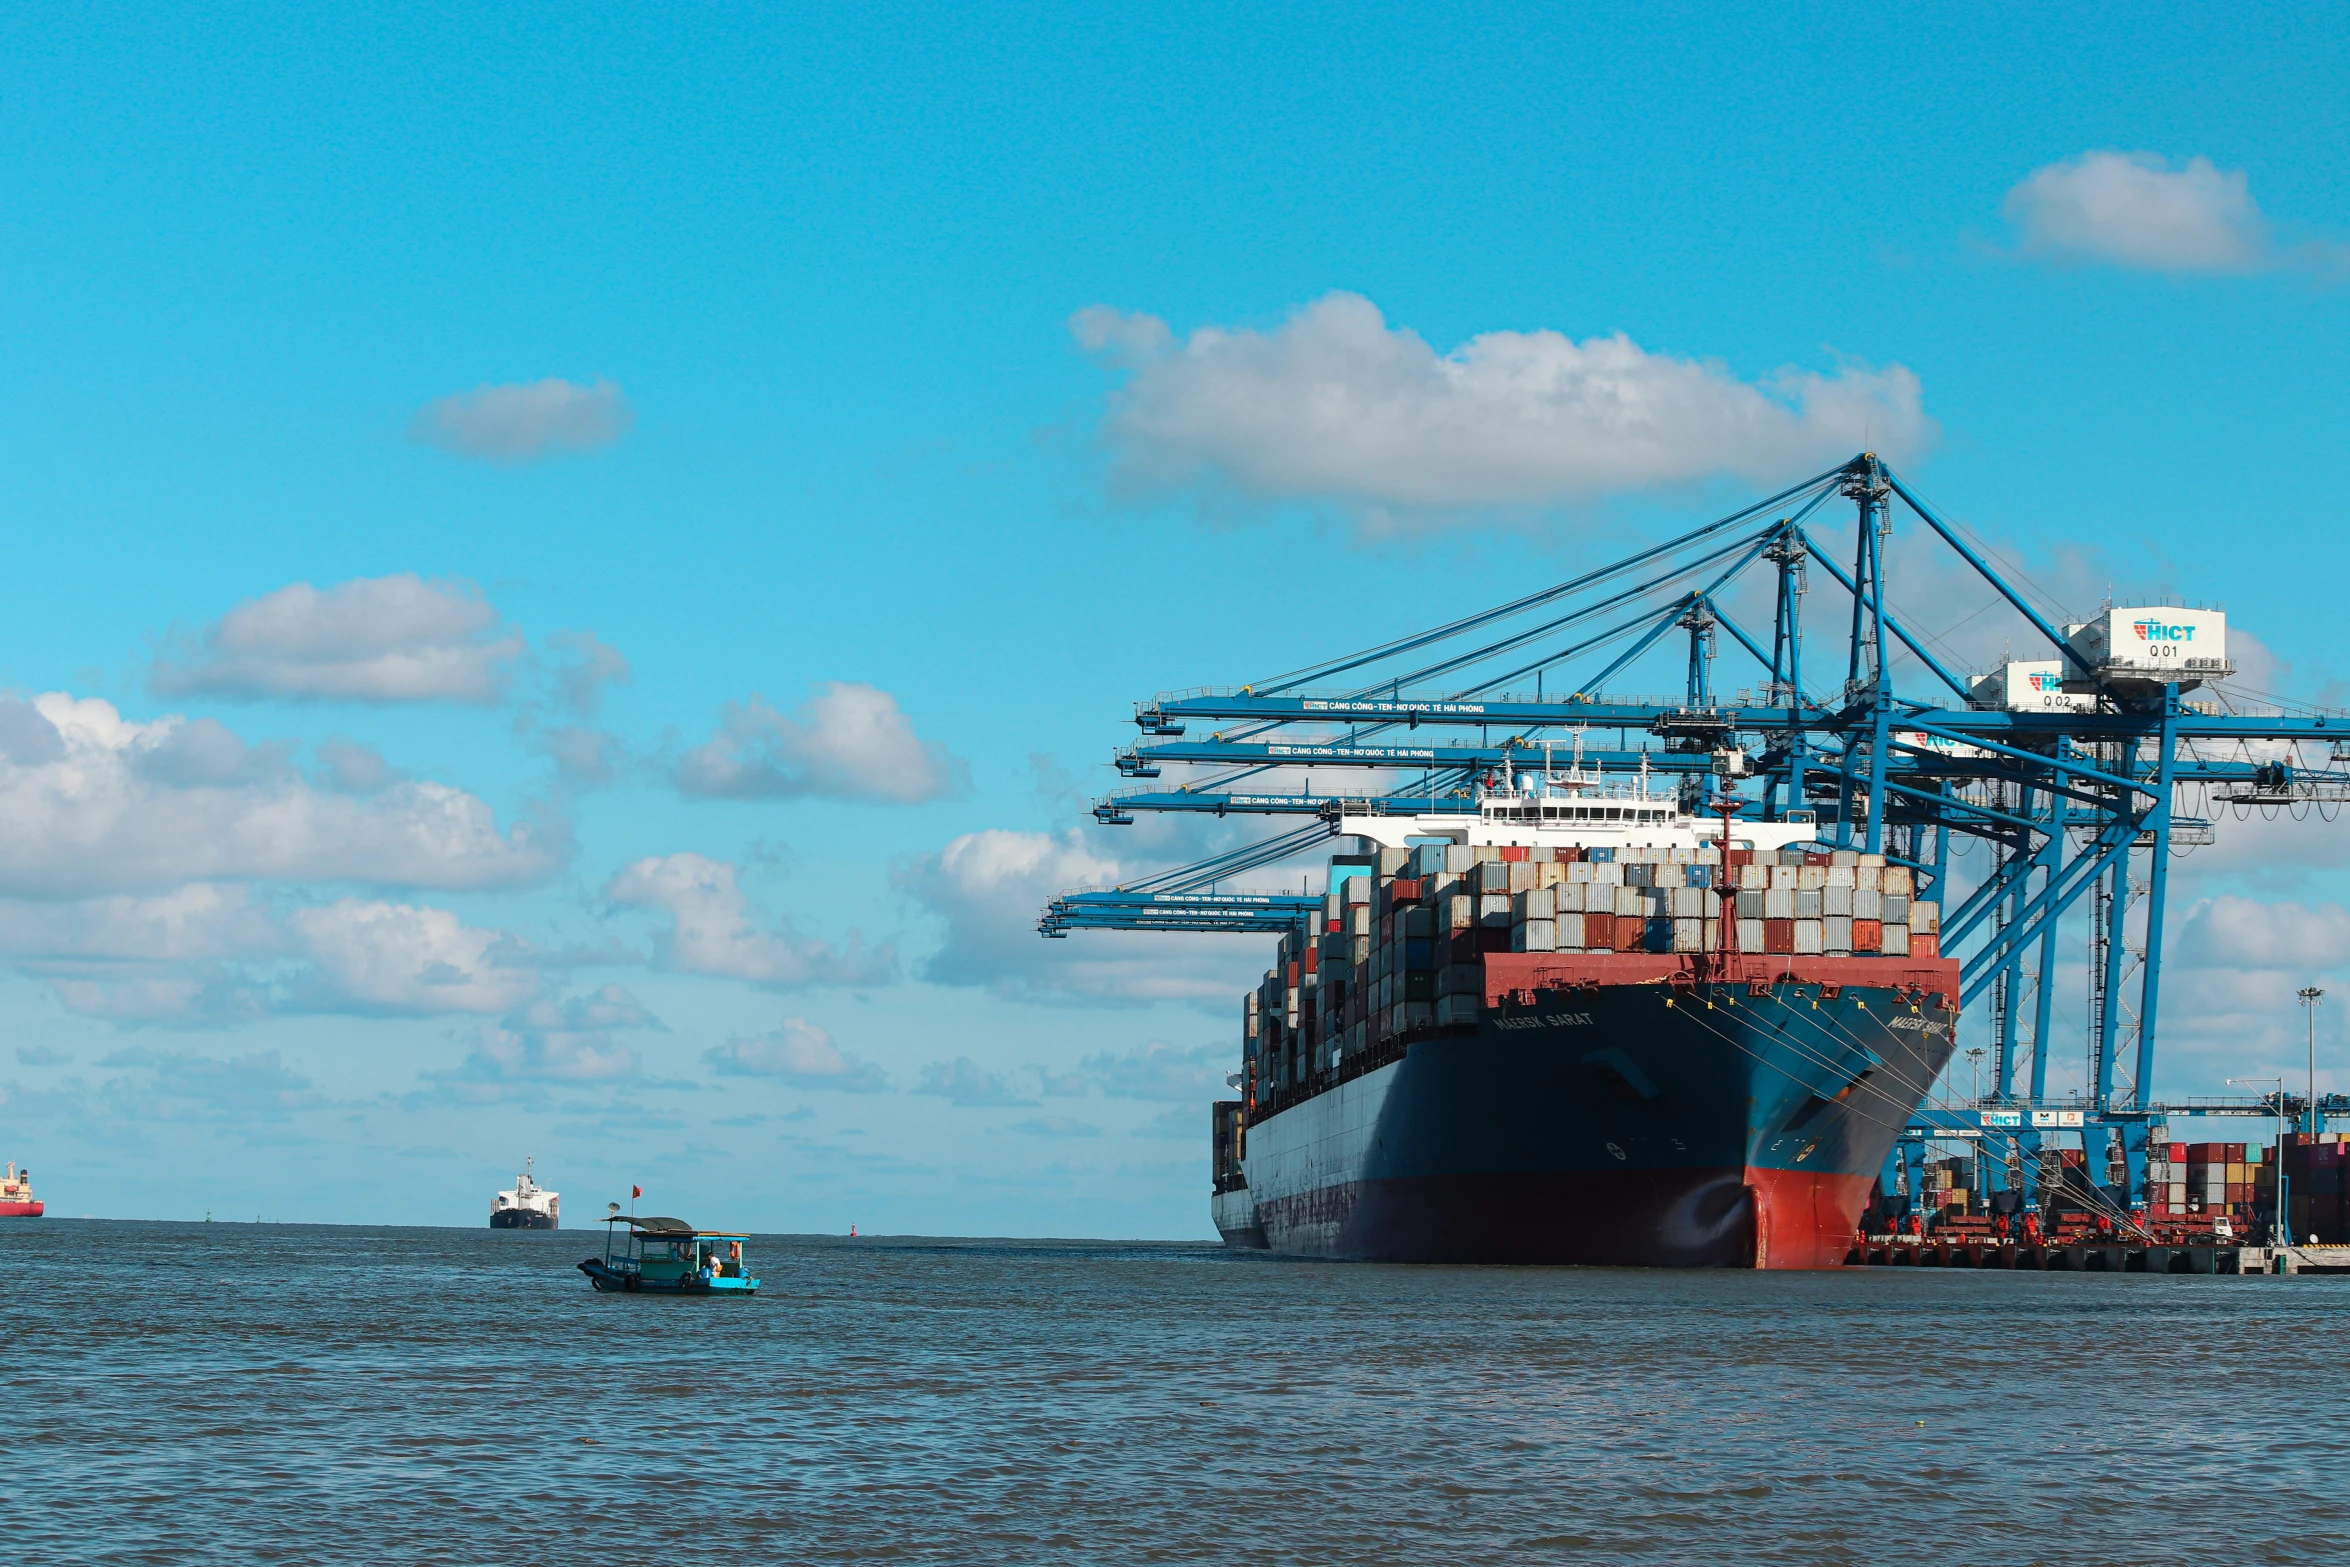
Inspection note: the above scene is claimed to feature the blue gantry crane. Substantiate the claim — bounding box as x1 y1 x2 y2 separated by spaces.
1041 454 2348 1216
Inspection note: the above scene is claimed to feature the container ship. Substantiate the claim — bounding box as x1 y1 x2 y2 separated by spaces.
489 1157 558 1230
1210 758 1958 1268
1 1161 41 1218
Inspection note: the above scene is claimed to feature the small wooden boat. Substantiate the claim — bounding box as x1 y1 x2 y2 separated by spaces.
578 1215 759 1295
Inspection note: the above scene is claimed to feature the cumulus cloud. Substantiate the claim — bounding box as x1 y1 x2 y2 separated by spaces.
606 852 894 987
1009 1114 1100 1138
316 738 402 794
17 1045 69 1066
0 882 284 965
2002 152 2276 273
419 985 661 1104
285 899 540 1015
703 1016 888 1091
546 630 633 717
895 828 1258 1002
408 377 635 462
675 684 965 804
152 574 523 704
1050 1039 1223 1102
1072 292 1932 517
2172 896 2350 971
90 1046 324 1122
0 694 558 897
914 1055 1040 1107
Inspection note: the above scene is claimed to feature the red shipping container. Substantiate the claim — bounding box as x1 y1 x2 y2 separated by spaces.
1852 918 1882 952
1614 915 1647 952
2227 1143 2246 1161
2169 1143 2188 1163
1724 849 1753 868
1804 853 1831 867
1498 845 1529 863
1764 919 1795 954
1390 878 1423 905
1910 931 1940 958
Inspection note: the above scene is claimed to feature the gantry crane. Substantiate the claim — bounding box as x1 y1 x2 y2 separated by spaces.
1042 454 2349 1213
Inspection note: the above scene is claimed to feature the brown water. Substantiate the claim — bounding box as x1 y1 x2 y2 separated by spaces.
9 1220 2345 1564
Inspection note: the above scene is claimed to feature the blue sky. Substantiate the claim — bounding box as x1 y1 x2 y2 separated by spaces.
3 5 2348 1229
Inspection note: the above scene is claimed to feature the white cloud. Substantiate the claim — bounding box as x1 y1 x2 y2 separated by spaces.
2173 896 2350 972
914 1056 1040 1107
675 683 965 804
89 1046 325 1122
286 899 540 1015
0 883 283 964
2002 151 2272 273
1009 1114 1100 1138
545 630 633 717
316 738 402 794
408 377 635 462
1073 292 1932 516
1053 1039 1223 1103
703 1016 888 1092
0 695 558 897
420 985 660 1103
152 574 523 704
606 852 894 987
896 828 1259 1002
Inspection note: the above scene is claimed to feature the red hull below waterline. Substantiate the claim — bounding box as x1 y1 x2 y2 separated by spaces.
0 1201 43 1218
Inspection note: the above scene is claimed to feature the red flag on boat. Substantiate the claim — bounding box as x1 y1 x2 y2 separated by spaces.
631 1184 642 1198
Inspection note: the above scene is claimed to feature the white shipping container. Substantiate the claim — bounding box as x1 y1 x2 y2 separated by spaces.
1508 862 1538 893
1513 919 1556 952
1738 918 1766 950
2067 606 2228 678
1794 919 1825 955
1555 882 1586 914
1478 893 1512 925
1738 864 1767 890
1797 864 1827 890
1567 862 1595 883
1615 886 1646 916
1592 863 1624 886
1884 866 1914 896
1882 924 1910 956
1910 900 1939 934
1515 887 1556 919
1769 864 1798 889
1825 916 1854 952
1555 912 1586 949
1823 885 1853 917
1671 917 1704 952
1856 866 1882 892
1763 888 1795 919
1826 865 1855 889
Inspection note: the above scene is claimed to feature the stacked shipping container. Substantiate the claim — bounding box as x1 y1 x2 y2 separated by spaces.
1242 840 1942 1110
2280 1132 2350 1243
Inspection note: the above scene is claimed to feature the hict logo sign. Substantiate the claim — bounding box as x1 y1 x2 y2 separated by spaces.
2131 619 2196 642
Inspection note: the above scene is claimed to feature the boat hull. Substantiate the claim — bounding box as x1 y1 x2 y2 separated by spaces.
489 1209 557 1230
577 1258 758 1295
0 1201 42 1218
1235 955 1958 1269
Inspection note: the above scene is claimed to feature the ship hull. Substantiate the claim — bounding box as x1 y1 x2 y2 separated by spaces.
1236 955 1958 1269
489 1210 557 1230
0 1201 42 1218
1211 1185 1268 1249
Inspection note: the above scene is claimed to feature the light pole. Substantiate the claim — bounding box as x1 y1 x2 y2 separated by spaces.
2298 987 2324 1138
1966 1046 1986 1105
2228 1076 2289 1248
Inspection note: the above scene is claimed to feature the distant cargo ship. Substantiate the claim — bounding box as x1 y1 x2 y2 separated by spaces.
1 1162 40 1218
489 1157 559 1230
1211 762 1957 1269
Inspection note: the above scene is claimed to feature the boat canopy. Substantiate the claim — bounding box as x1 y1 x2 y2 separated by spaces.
601 1215 750 1238
605 1215 695 1235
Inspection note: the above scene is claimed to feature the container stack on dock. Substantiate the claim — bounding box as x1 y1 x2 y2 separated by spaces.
2280 1133 2349 1243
